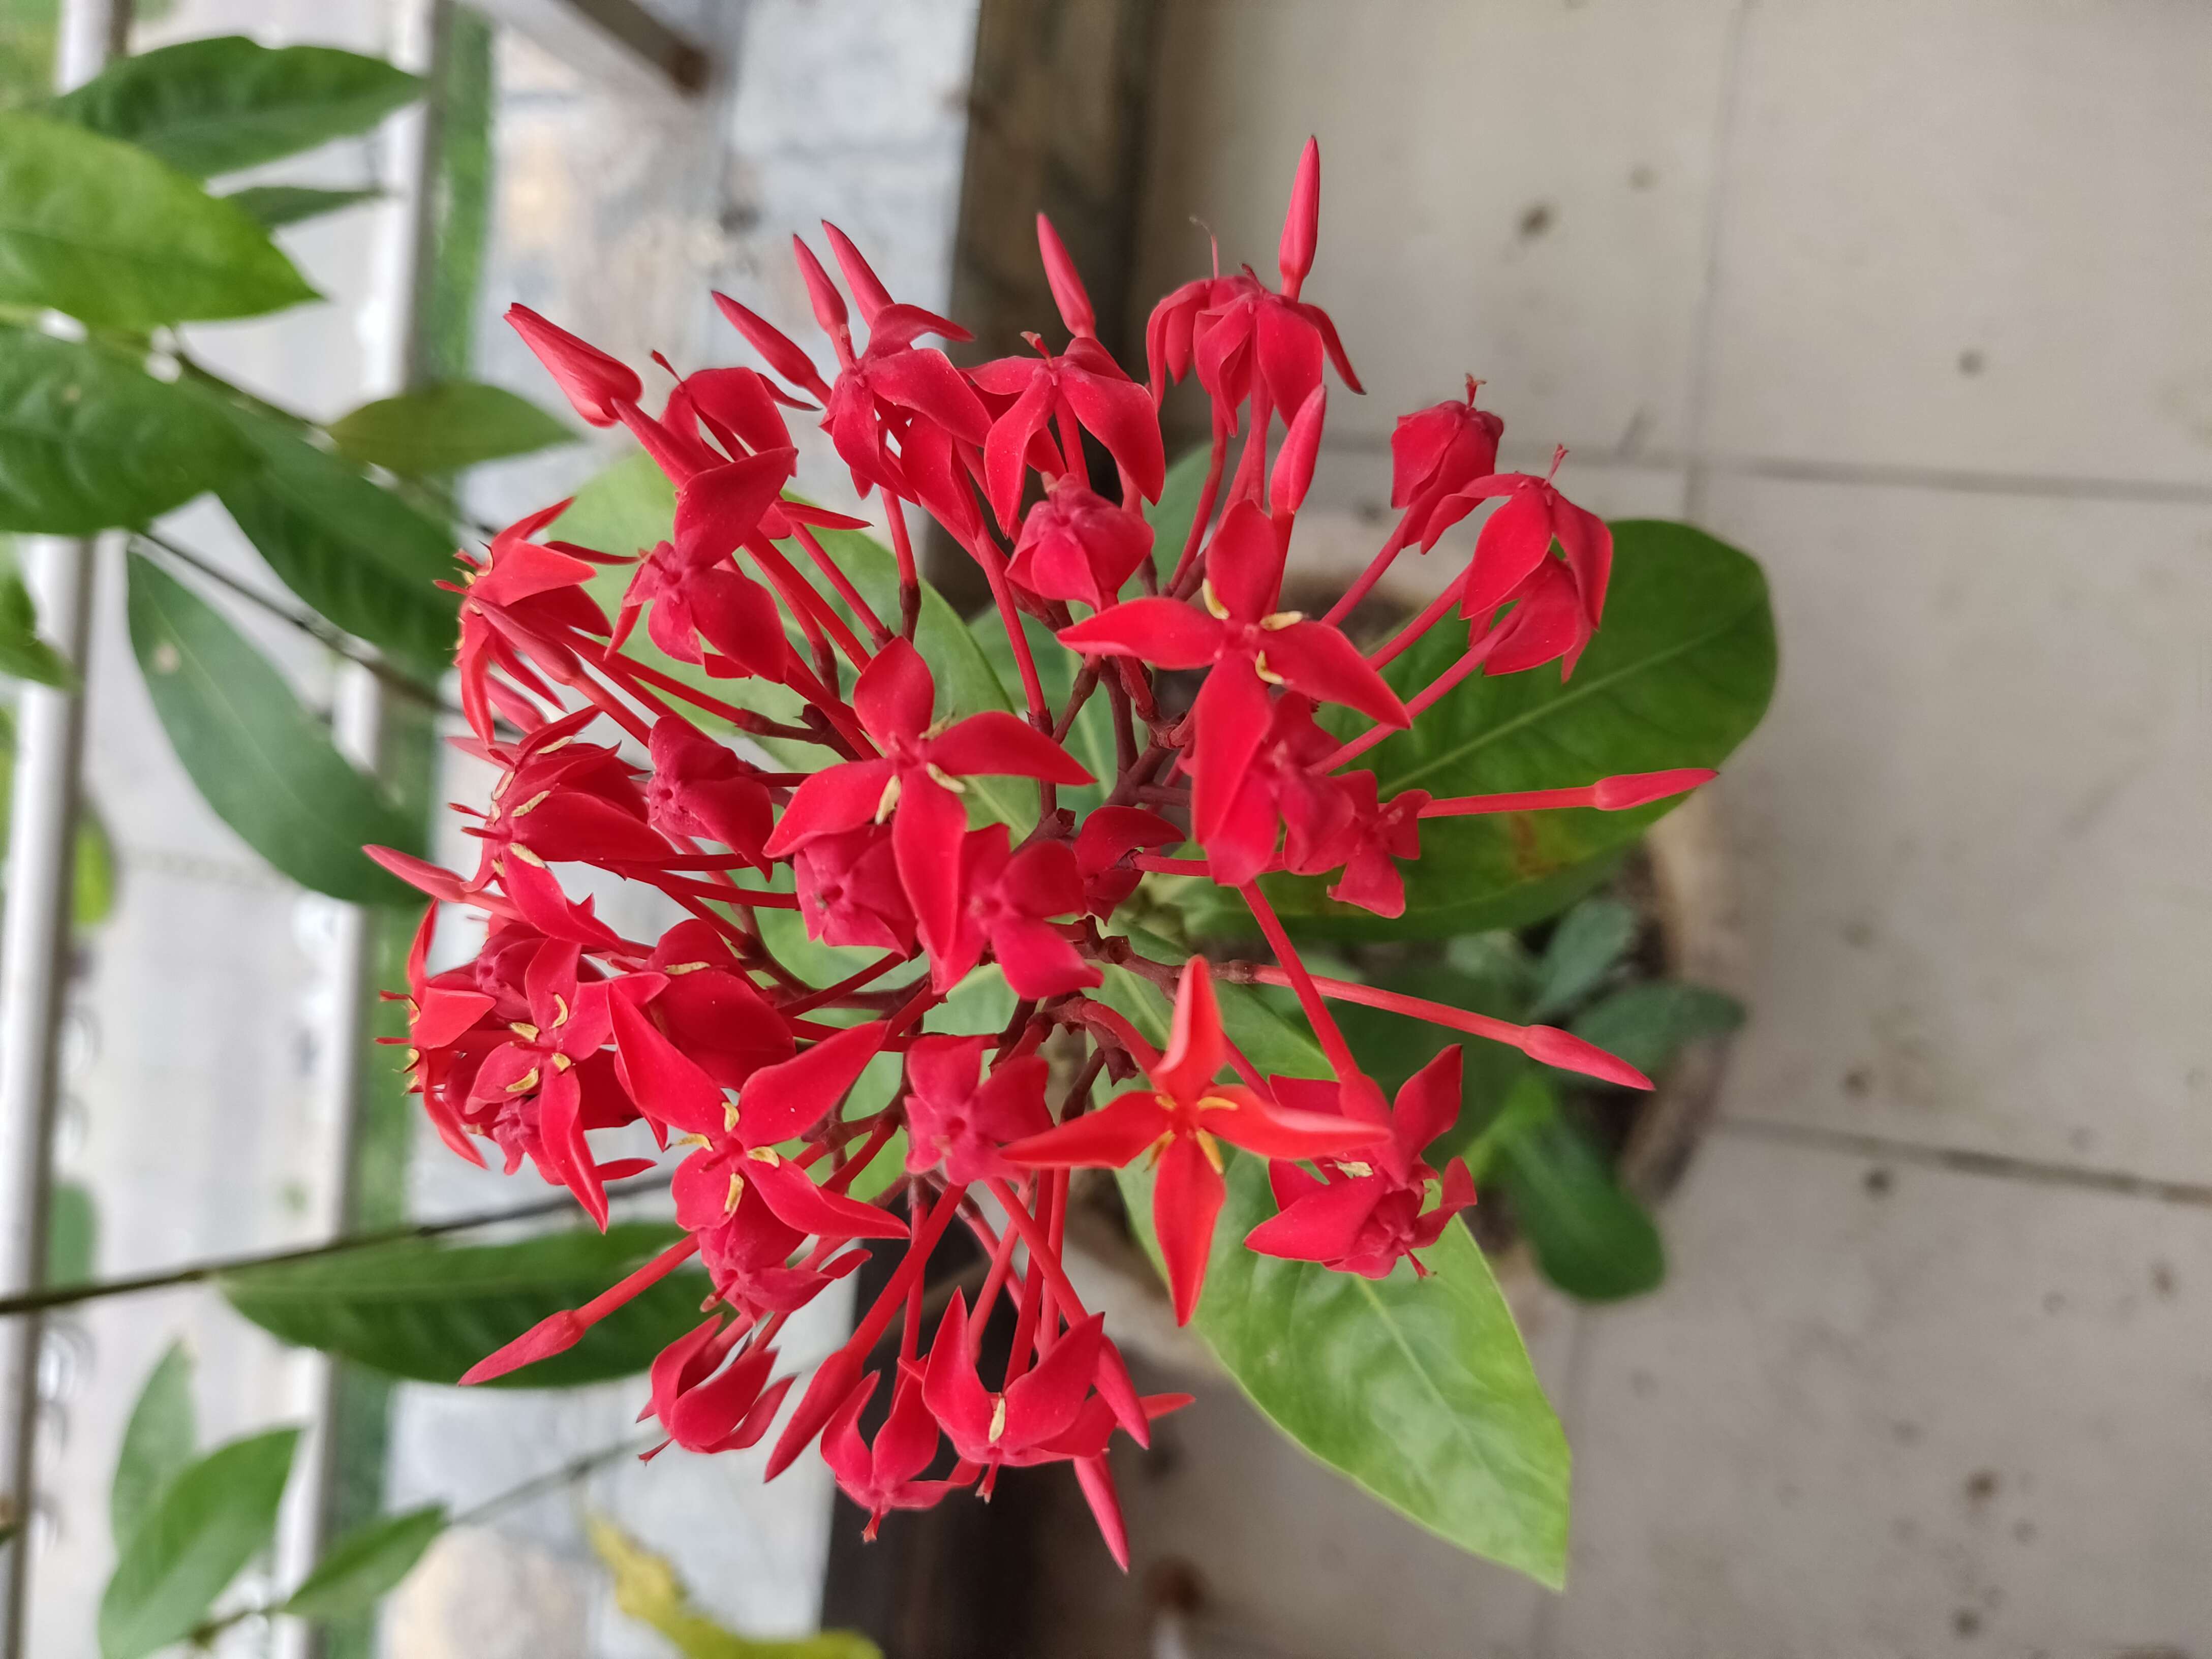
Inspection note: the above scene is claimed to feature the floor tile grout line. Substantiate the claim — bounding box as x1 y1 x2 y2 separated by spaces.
1714 1116 2212 1209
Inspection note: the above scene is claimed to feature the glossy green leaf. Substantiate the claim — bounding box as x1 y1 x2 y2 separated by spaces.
281 1504 446 1622
219 1223 715 1389
125 555 422 904
1528 897 1639 1021
1492 1073 1665 1302
225 185 382 230
1094 929 1572 1585
0 568 70 686
99 1427 298 1659
110 1342 196 1553
46 1177 95 1286
0 328 253 534
328 381 573 476
1570 980 1744 1081
216 411 459 674
1264 521 1777 938
48 37 420 178
0 113 316 326
590 1515 882 1659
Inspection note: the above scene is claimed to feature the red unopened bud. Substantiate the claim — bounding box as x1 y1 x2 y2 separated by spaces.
460 1310 586 1386
1520 1025 1652 1090
820 221 894 324
1591 767 1717 810
766 1346 862 1480
712 291 833 402
1035 213 1096 338
1270 386 1327 517
1278 136 1322 296
791 235 850 335
505 305 641 426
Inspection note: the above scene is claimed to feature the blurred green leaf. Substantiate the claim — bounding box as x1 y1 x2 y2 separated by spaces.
1095 929 1572 1587
216 411 459 675
970 607 1116 817
224 185 381 230
1570 981 1744 1081
45 1177 94 1286
1261 521 1776 938
328 381 572 476
99 1427 297 1659
125 555 422 904
0 112 316 325
0 569 71 686
48 37 420 178
0 328 252 533
589 1514 882 1659
219 1223 715 1389
72 798 113 925
281 1504 446 1622
1528 897 1639 1021
110 1341 196 1554
1492 1073 1665 1302
1146 442 1217 584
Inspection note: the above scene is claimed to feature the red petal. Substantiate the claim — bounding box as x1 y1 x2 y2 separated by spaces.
928 711 1094 785
1035 213 1096 337
852 637 935 745
505 305 640 426
1203 1092 1388 1160
607 990 727 1136
1270 386 1327 517
920 1294 996 1451
1245 1173 1382 1264
1390 1046 1464 1161
1074 1457 1130 1572
1254 298 1325 421
1278 137 1320 290
460 1309 585 1385
712 290 832 402
737 1020 889 1144
988 916 1100 998
1000 1090 1171 1169
1154 955 1227 1102
821 220 894 323
1058 599 1223 669
893 774 971 960
1151 1133 1226 1326
1264 622 1409 726
1062 368 1165 504
761 759 893 856
1203 500 1285 622
984 370 1056 532
747 1155 909 1240
1553 497 1613 626
1460 489 1555 618
869 348 992 445
676 452 796 563
1188 661 1272 844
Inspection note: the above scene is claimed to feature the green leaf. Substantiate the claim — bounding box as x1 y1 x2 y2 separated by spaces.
218 1223 717 1389
1528 897 1639 1022
99 1427 298 1659
970 608 1117 816
224 185 382 230
1263 521 1777 938
46 1178 95 1286
588 1515 882 1659
72 800 114 926
328 381 573 476
281 1504 446 1622
125 555 422 904
48 37 421 178
0 328 253 534
1146 441 1218 583
1093 930 1572 1585
1492 1073 1665 1302
216 412 459 674
0 113 316 326
1570 980 1744 1081
110 1341 196 1555
0 568 71 686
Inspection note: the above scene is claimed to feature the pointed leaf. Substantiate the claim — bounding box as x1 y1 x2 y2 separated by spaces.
1259 521 1776 938
1569 980 1744 1080
1094 927 1572 1586
48 37 421 178
1491 1073 1665 1302
0 570 72 687
223 185 382 229
328 381 574 476
1528 897 1639 1021
588 1514 883 1659
280 1504 447 1622
110 1342 195 1554
0 112 315 326
99 1428 298 1659
218 1223 717 1389
125 555 422 904
216 411 459 673
0 328 253 534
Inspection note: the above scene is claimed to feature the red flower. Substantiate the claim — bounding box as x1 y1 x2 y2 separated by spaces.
921 1293 1108 1472
972 336 1164 532
1246 1050 1475 1279
1006 477 1154 613
642 1318 792 1458
902 1036 1052 1185
1205 694 1356 887
762 639 1091 961
932 826 1099 997
793 822 917 954
1058 501 1404 853
506 304 641 426
1001 958 1386 1323
644 718 777 874
1391 377 1503 538
1424 450 1612 678
1072 807 1181 920
1320 776 1431 918
823 1371 962 1537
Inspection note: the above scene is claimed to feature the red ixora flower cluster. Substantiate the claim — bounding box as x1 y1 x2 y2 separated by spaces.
372 140 1718 1566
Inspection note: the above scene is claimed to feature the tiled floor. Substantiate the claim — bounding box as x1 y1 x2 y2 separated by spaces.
1132 2 2212 1652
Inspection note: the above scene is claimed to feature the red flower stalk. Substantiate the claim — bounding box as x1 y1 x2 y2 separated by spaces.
383 139 1738 1571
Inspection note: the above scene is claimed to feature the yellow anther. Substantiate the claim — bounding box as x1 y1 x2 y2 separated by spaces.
1201 579 1231 621
1259 609 1305 630
510 790 550 817
988 1396 1007 1443
1195 1128 1225 1173
924 763 967 794
538 735 573 754
1253 652 1286 686
508 846 548 868
1195 1093 1241 1113
506 1067 540 1094
665 961 711 976
745 1146 781 1166
723 1101 741 1132
725 1173 745 1212
675 1132 711 1149
550 993 570 1027
509 1021 540 1041
550 1052 571 1072
1338 1160 1374 1178
874 773 903 823
491 772 513 802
